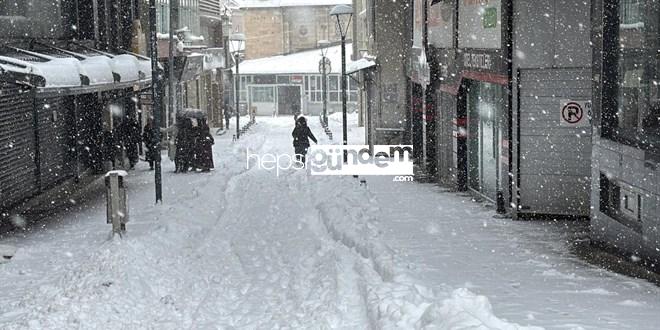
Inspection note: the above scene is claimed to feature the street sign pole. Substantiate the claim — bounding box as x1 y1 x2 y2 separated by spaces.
148 0 163 203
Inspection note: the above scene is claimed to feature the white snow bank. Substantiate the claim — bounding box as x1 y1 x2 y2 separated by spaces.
310 175 542 329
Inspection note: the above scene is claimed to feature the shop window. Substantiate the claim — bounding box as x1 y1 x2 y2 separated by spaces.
239 76 252 103
305 75 323 103
604 0 660 150
277 75 290 84
252 86 275 103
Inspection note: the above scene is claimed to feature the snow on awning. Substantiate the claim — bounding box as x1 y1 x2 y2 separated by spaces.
110 54 141 82
347 58 376 75
0 55 82 87
0 44 153 91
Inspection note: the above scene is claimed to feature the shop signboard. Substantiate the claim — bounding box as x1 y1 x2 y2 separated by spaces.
458 0 502 49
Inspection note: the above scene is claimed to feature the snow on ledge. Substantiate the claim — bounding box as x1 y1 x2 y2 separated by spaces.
105 170 128 177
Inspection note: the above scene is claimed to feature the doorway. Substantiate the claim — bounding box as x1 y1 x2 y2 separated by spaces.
277 85 302 116
466 80 502 201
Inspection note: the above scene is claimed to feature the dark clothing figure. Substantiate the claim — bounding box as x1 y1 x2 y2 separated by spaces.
190 122 203 171
292 116 317 164
175 119 194 173
142 121 158 170
119 118 141 169
101 130 116 169
196 123 215 172
224 105 232 130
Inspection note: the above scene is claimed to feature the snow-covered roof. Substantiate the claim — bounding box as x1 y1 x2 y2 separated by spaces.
239 0 351 9
237 44 353 75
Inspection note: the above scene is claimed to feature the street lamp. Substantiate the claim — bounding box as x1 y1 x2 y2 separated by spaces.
230 33 246 140
330 4 353 163
318 40 331 125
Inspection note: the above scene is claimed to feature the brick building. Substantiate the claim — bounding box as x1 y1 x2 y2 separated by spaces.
233 0 352 60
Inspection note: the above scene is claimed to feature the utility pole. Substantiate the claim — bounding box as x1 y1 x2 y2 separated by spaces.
148 0 162 203
168 0 178 126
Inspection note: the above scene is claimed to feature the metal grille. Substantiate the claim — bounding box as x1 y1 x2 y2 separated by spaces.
35 97 74 191
0 85 37 210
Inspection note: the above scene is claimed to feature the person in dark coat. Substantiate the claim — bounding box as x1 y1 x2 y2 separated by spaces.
100 129 116 170
175 118 194 173
142 118 158 170
292 116 317 165
196 120 215 172
190 120 203 171
119 117 141 169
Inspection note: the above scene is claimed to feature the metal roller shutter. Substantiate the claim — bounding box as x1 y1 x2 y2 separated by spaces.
35 97 74 190
517 67 592 216
0 85 37 210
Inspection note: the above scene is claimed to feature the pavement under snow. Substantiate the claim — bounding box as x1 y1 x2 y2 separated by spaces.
1 114 659 329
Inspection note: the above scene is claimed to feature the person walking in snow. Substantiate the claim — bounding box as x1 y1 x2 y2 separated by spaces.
142 118 158 170
292 116 317 165
175 118 194 173
195 120 215 172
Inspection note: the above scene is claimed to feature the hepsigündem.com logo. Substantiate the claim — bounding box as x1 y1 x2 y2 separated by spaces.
247 145 414 176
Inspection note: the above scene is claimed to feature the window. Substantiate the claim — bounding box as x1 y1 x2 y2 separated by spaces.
604 0 660 150
252 86 275 103
305 75 323 103
239 75 253 102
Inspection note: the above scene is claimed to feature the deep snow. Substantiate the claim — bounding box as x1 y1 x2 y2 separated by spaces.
0 113 659 329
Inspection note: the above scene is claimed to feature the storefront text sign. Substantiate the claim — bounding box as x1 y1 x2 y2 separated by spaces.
463 52 492 70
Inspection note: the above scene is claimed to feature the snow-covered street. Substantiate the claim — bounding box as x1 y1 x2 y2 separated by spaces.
1 115 660 329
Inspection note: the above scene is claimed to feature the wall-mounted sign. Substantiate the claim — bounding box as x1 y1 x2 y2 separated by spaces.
428 0 454 48
459 0 501 49
463 52 492 70
290 75 303 84
560 99 591 127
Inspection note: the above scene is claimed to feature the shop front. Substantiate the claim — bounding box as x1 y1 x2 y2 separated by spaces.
434 0 511 204
591 0 660 262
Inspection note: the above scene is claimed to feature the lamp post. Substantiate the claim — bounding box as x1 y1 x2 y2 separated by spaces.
318 40 331 125
148 0 163 203
230 33 246 139
220 9 232 130
330 5 353 163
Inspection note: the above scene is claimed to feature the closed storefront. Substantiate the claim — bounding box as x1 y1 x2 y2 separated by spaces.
0 85 37 209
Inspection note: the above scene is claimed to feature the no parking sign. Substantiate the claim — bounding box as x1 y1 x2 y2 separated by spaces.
560 99 591 127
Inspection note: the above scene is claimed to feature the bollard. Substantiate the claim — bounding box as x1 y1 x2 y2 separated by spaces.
105 170 129 235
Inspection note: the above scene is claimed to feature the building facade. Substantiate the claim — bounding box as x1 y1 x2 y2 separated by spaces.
233 0 352 60
590 0 660 262
237 44 358 116
351 0 413 147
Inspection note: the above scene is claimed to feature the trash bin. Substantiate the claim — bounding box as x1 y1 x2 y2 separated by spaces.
105 170 129 234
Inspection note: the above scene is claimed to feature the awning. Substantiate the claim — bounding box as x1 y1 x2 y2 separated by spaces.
0 43 154 94
347 57 376 75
